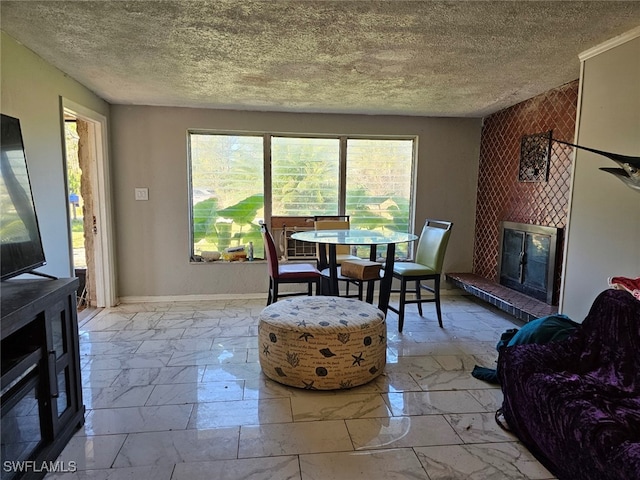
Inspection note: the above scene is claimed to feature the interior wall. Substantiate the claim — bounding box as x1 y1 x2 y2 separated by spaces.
561 33 640 321
0 32 110 279
110 106 481 298
473 81 578 294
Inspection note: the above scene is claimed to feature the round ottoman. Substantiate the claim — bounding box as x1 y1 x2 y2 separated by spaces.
258 296 386 390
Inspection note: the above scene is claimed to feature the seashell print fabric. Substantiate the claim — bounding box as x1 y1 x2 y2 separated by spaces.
259 296 386 390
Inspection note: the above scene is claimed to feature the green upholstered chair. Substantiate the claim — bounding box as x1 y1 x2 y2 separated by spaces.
388 219 453 332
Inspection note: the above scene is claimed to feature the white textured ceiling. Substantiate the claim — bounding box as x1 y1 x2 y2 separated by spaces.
2 1 640 117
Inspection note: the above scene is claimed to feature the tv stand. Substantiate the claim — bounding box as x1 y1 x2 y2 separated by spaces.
1 278 84 480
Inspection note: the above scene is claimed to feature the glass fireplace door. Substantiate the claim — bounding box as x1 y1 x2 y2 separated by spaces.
499 221 560 305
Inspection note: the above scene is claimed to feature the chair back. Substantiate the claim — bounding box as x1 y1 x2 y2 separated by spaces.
415 219 453 273
314 218 351 256
261 224 280 278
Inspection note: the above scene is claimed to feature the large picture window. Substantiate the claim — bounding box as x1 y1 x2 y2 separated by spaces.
189 133 415 260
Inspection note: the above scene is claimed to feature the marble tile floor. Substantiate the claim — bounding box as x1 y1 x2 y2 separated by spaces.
47 295 556 480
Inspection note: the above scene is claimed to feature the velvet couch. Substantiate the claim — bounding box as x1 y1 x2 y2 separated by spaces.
498 289 640 480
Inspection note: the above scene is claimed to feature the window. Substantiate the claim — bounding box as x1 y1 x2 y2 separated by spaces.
271 137 340 216
346 138 414 258
189 133 415 260
190 134 264 259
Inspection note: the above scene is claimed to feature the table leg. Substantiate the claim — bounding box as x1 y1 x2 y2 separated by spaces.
317 243 330 294
366 245 376 303
378 243 395 313
317 244 328 271
328 244 339 296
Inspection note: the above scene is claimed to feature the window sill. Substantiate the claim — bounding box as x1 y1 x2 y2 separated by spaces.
190 259 266 265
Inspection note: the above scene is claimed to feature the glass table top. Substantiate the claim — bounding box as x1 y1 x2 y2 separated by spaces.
290 229 418 245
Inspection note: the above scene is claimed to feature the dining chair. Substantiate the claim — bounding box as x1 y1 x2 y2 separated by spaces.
312 215 360 264
388 219 453 332
313 215 362 298
261 223 322 305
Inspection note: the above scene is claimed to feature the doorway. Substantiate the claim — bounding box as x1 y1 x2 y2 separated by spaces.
64 117 89 308
62 99 117 308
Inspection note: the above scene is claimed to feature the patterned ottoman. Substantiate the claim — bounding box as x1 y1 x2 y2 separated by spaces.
258 296 387 390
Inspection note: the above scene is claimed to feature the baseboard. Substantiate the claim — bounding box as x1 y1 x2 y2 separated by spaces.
118 288 466 305
118 292 268 304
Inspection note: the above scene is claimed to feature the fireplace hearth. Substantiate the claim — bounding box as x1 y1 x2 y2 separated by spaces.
498 222 561 305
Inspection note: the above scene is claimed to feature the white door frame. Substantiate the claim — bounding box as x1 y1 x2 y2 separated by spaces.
62 98 117 307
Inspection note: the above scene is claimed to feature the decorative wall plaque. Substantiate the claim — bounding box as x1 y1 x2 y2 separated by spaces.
519 130 552 182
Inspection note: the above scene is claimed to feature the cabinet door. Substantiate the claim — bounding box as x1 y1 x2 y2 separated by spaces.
43 294 81 437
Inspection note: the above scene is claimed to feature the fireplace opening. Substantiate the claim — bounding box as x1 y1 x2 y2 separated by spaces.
498 222 562 305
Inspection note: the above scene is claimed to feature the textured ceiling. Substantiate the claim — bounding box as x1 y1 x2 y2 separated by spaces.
2 1 640 117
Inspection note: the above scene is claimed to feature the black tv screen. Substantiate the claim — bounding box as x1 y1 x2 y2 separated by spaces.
1 114 46 280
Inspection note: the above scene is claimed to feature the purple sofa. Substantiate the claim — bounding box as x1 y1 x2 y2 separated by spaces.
498 289 640 480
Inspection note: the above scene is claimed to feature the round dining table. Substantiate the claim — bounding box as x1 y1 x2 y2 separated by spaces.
290 229 418 314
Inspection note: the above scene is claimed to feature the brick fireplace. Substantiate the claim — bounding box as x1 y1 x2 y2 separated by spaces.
448 80 578 321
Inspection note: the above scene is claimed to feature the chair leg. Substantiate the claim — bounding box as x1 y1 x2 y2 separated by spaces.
272 281 279 304
367 279 376 303
398 278 408 332
320 276 330 296
434 276 443 328
415 280 423 316
267 278 274 305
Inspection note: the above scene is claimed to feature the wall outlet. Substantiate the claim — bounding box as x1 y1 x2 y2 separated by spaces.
135 187 149 201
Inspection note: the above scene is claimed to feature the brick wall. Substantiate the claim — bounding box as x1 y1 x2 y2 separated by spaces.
473 80 578 284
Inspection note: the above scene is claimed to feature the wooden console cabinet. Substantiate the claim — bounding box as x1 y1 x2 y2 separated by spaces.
1 278 85 480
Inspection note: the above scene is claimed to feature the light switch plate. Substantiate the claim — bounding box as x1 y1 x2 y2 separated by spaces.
135 187 149 201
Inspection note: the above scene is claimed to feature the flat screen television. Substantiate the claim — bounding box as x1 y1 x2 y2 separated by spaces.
1 113 47 280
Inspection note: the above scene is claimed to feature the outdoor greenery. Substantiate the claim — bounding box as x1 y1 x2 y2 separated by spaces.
72 231 84 249
193 194 264 257
271 137 339 216
70 218 84 232
66 122 82 202
65 121 87 268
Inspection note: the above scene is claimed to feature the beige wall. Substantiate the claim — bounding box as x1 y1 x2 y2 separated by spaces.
111 106 481 297
1 32 110 278
561 33 640 320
